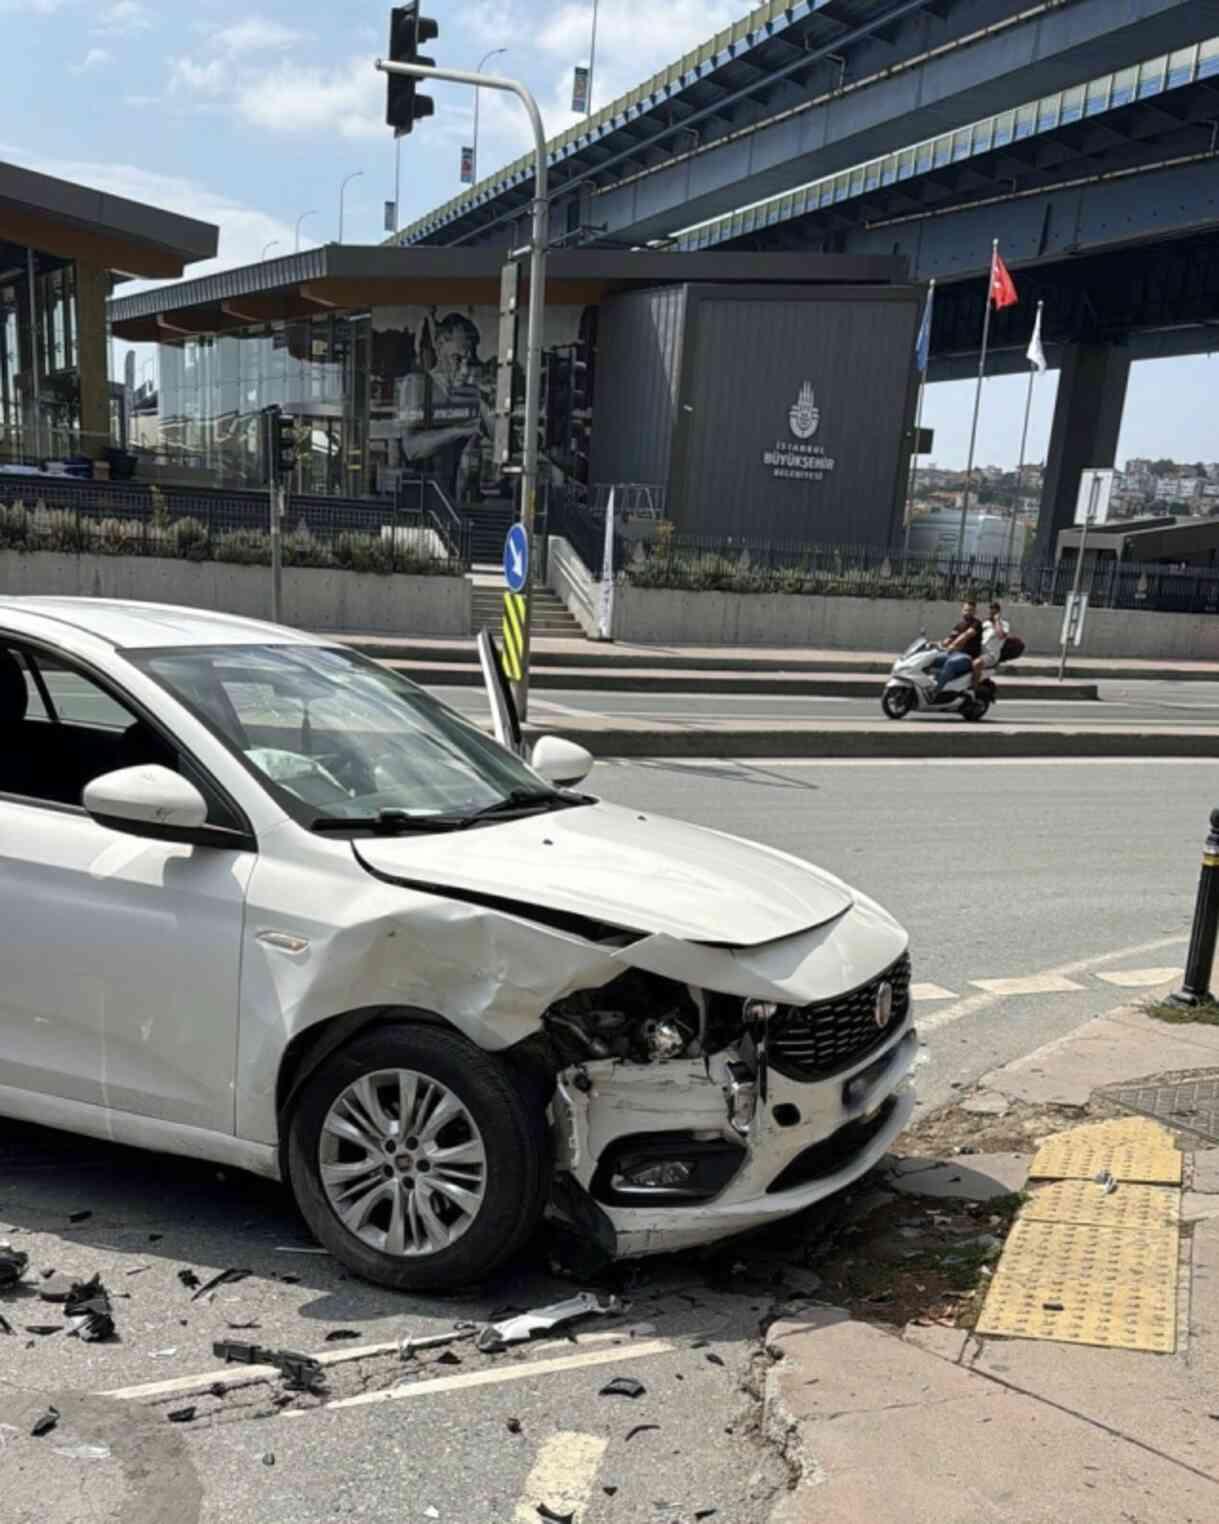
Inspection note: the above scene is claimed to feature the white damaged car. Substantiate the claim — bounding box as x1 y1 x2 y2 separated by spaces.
0 599 916 1289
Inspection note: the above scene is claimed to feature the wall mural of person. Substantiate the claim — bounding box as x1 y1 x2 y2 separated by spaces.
370 304 592 505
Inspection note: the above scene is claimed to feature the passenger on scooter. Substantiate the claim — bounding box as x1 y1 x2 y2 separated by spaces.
973 601 1009 684
931 599 982 695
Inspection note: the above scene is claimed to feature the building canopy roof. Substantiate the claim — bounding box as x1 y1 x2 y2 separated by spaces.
0 160 218 281
107 244 908 343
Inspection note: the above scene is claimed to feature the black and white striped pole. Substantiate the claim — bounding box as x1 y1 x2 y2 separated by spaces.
1167 808 1219 1008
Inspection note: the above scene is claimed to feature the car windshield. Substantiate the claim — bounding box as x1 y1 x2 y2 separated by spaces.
128 643 562 830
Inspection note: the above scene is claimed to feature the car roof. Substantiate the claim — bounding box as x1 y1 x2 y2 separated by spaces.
0 597 322 651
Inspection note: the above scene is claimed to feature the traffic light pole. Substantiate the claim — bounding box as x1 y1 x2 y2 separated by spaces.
376 56 548 721
270 481 284 624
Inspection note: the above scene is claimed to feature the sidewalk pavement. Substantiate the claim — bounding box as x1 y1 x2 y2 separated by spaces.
766 1005 1219 1524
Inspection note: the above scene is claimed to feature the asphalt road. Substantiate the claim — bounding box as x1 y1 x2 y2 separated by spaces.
436 679 1219 728
0 756 1209 1523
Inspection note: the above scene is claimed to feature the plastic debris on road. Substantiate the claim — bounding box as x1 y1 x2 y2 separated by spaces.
599 1376 646 1399
30 1407 60 1437
475 1293 623 1352
0 1245 28 1290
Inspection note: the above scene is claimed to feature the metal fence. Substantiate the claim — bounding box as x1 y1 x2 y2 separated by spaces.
544 502 1219 615
0 473 468 575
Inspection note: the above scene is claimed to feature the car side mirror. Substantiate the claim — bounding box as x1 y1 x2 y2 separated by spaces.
530 735 593 789
84 764 229 847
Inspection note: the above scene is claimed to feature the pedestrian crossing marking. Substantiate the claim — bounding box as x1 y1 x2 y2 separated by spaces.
911 982 958 1001
502 591 526 682
970 974 1085 996
1095 967 1182 989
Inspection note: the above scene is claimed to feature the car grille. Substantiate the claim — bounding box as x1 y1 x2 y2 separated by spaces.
769 953 911 1082
766 1099 898 1193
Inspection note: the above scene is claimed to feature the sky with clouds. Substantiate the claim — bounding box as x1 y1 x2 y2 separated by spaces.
3 0 1213 468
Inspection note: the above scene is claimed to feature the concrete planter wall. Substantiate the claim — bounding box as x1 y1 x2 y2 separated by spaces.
607 584 1219 660
546 536 601 638
0 551 472 636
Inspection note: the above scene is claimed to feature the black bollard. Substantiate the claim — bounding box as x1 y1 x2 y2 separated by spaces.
1167 807 1219 1008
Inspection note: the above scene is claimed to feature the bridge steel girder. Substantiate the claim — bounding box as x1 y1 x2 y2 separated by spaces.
586 0 1216 249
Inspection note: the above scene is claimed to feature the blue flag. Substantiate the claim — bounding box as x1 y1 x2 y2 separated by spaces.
914 284 934 374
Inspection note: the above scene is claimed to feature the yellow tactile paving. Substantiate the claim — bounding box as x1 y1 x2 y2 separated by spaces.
1028 1116 1182 1185
977 1116 1184 1353
996 1218 1180 1282
976 1269 1177 1353
1022 1178 1181 1230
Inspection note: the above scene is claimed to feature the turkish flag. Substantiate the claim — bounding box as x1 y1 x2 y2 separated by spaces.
990 249 1018 309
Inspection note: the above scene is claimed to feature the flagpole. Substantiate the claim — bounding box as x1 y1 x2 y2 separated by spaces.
1006 299 1042 569
956 239 998 560
905 379 927 552
905 277 934 552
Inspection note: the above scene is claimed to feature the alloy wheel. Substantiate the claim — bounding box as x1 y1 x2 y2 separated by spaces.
318 1068 488 1257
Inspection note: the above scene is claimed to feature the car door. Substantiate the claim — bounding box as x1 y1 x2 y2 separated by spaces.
0 639 254 1134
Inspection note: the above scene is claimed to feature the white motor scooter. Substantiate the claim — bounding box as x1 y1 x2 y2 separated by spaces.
881 635 994 722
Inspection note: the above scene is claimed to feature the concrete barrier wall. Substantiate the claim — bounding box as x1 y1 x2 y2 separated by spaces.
0 552 472 636
613 584 1219 660
547 536 602 638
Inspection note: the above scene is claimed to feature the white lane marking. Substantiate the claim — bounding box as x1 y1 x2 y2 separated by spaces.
1095 966 1183 988
325 1339 675 1413
513 1432 608 1524
100 1327 657 1404
969 974 1086 996
911 982 959 1001
915 933 1189 1037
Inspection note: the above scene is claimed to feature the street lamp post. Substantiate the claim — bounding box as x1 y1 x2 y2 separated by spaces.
472 48 507 182
261 240 280 260
587 0 599 114
294 211 318 253
338 171 364 243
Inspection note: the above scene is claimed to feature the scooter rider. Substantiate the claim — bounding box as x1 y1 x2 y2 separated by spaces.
973 601 1009 684
931 599 983 695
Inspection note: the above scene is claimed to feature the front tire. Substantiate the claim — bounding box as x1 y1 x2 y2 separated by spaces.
882 686 916 720
287 1023 548 1291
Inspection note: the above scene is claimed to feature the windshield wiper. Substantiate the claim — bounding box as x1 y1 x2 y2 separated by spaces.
457 788 574 826
312 808 466 835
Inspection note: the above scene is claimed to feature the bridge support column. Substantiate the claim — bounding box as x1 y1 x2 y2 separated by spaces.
1033 343 1130 563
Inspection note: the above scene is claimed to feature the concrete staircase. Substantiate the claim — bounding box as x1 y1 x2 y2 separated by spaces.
471 581 584 637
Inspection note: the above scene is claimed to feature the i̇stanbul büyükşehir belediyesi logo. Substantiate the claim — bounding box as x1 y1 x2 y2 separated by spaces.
789 381 820 440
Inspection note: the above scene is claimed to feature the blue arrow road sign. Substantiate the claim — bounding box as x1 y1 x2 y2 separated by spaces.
504 523 529 593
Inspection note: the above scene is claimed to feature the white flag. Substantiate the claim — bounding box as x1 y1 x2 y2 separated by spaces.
597 489 615 641
1026 302 1047 373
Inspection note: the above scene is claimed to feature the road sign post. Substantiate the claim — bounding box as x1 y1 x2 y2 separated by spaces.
375 53 549 720
1057 468 1113 681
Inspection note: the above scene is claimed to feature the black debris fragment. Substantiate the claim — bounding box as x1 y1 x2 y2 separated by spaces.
177 1269 201 1290
30 1406 60 1437
324 1329 360 1342
506 1417 522 1435
213 1340 325 1394
0 1245 28 1289
599 1377 646 1399
625 1424 660 1442
536 1506 574 1523
690 1338 709 1349
191 1267 251 1302
167 1407 196 1424
64 1275 115 1342
25 1325 62 1336
602 1486 618 1498
210 1383 227 1399
67 1211 92 1224
704 1352 726 1368
262 1453 275 1467
225 1318 260 1330
435 1350 462 1366
277 1274 301 1285
0 1312 12 1335
695 1510 718 1519
40 1268 55 1280
148 1233 163 1243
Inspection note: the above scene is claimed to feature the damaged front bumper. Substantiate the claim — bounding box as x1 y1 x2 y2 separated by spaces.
552 1020 918 1259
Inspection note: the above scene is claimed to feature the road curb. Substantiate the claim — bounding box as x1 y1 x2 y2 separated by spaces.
519 722 1219 760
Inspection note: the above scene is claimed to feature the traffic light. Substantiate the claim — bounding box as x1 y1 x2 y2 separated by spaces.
273 411 299 478
386 3 438 135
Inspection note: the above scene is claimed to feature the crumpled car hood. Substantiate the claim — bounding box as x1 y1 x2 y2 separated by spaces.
353 799 853 947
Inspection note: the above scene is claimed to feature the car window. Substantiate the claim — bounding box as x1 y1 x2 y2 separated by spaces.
34 655 134 732
7 649 49 720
